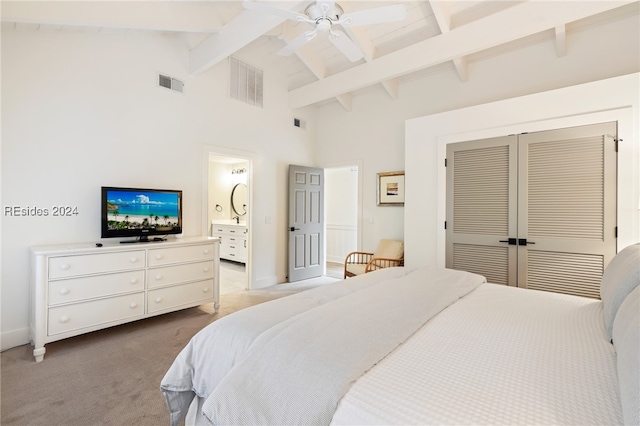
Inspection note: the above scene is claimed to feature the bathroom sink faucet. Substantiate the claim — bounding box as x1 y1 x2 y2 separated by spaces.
233 216 239 224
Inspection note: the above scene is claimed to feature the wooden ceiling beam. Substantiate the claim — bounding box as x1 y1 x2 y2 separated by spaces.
0 1 225 33
289 0 634 109
555 25 567 57
429 0 468 82
342 4 398 101
281 23 351 110
190 1 306 75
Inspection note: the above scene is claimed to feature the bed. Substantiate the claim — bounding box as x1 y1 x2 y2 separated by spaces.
161 243 639 426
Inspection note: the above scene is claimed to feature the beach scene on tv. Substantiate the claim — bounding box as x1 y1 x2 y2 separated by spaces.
106 190 181 232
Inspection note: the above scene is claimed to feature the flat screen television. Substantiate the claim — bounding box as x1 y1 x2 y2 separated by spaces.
101 186 182 243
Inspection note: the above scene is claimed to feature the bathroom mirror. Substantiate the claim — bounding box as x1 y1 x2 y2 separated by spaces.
231 183 247 216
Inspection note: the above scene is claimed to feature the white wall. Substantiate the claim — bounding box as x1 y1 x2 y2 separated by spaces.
1 29 316 349
316 97 407 252
314 6 638 254
405 73 640 269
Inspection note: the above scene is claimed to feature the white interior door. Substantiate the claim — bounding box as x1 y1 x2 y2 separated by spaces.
288 165 324 282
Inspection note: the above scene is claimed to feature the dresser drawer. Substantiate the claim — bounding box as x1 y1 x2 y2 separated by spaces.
48 251 145 279
49 270 145 306
147 280 214 313
48 292 145 336
147 261 214 289
221 240 245 260
213 225 246 236
148 244 215 267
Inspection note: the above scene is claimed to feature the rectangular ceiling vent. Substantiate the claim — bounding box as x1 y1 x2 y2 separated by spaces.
229 57 263 109
158 73 184 94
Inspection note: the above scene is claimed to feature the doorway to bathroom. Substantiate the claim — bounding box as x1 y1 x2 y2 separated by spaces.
209 154 250 294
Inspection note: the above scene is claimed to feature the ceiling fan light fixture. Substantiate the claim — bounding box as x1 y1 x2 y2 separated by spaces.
304 2 344 22
317 19 331 32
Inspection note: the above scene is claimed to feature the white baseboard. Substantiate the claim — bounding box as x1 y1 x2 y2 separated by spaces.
252 276 278 290
1 327 30 351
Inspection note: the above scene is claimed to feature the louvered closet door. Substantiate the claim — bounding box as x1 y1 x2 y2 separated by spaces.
447 122 617 297
446 136 518 285
517 122 617 298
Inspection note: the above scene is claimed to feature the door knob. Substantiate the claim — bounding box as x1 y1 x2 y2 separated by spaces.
290 227 300 232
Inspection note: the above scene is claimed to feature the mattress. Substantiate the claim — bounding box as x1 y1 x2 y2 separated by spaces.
331 283 622 425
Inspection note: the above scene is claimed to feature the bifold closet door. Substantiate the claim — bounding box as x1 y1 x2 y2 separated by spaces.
445 136 518 286
517 122 617 298
446 122 617 297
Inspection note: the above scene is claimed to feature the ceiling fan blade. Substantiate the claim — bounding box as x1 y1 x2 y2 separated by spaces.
242 1 312 24
278 30 318 56
337 4 407 27
328 30 364 62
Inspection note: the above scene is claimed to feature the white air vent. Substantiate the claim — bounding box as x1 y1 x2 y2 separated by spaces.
158 73 184 94
229 57 263 108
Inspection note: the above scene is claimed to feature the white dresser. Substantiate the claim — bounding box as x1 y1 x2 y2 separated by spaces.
212 221 247 263
30 236 220 362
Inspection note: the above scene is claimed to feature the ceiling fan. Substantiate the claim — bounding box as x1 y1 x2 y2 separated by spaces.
243 0 407 62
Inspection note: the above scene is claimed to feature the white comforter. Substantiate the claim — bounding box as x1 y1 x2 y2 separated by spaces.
161 267 485 425
162 267 622 426
202 267 484 425
161 267 410 425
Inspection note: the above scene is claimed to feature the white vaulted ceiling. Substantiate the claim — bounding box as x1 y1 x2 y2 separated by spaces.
2 0 638 110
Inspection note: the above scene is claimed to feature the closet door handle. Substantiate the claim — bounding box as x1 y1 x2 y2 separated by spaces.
519 239 535 246
499 238 517 245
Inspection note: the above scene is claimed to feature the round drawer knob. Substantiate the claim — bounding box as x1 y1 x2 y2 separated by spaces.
59 316 70 323
155 255 163 260
155 275 163 281
155 297 163 303
130 278 139 285
129 302 138 309
129 257 139 263
59 264 70 270
202 288 209 293
59 288 70 295
203 267 209 272
203 249 209 254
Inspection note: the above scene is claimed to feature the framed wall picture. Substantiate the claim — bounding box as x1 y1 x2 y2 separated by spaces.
377 171 405 206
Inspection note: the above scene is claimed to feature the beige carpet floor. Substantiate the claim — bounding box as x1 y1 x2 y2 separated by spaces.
0 277 339 426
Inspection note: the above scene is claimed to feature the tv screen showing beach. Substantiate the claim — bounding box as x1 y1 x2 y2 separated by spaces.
105 189 181 232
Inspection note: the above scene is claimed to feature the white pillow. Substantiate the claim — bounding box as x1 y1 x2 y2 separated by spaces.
373 240 404 260
612 286 639 426
600 243 640 341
